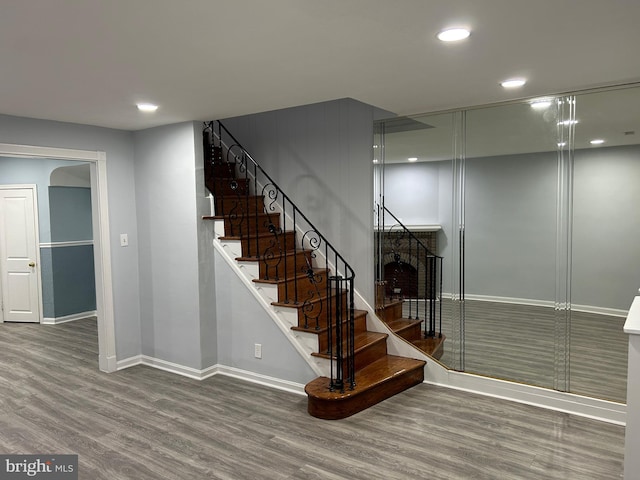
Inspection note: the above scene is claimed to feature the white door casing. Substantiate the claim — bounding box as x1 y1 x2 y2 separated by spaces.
0 186 41 323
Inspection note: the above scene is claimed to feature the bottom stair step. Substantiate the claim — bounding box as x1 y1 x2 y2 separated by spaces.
305 355 426 420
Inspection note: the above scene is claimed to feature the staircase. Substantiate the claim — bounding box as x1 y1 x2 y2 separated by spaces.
203 121 426 420
375 205 446 361
376 297 445 360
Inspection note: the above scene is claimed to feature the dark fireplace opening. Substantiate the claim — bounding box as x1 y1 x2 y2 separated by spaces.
384 262 418 298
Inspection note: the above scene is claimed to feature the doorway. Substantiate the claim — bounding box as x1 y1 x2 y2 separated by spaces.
0 144 116 373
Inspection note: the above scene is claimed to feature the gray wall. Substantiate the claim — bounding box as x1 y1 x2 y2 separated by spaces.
214 251 316 384
384 161 439 225
573 145 640 309
384 147 640 310
0 114 141 359
49 186 93 241
48 245 96 317
464 152 558 302
222 98 377 304
134 122 207 369
48 186 96 318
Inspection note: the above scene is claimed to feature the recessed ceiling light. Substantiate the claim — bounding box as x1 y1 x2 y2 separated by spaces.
501 78 526 88
437 28 471 42
530 98 553 110
408 157 418 162
590 139 605 145
137 103 158 112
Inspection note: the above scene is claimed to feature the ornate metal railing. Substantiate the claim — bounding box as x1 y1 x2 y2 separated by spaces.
204 120 356 392
375 204 443 339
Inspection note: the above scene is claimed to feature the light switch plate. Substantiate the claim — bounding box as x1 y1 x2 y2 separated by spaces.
120 233 129 247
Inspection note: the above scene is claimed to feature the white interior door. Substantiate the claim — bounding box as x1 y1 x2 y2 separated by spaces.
0 186 41 323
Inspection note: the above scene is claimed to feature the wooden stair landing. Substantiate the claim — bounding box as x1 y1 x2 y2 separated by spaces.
306 355 426 420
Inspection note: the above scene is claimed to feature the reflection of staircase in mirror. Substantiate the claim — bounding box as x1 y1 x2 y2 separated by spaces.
375 205 446 360
375 289 445 360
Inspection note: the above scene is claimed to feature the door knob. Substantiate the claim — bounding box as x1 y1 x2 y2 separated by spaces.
28 262 35 267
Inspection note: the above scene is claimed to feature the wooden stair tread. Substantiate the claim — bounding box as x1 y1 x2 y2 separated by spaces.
412 334 446 360
220 230 293 241
253 267 328 285
306 355 426 399
376 298 403 310
235 249 312 262
291 309 368 334
271 288 343 308
305 355 426 419
385 318 422 333
312 331 387 359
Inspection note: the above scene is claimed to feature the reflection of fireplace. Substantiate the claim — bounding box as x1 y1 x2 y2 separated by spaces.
381 229 438 299
384 261 418 298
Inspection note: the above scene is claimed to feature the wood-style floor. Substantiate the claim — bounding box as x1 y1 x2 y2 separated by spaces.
413 300 628 403
0 318 625 479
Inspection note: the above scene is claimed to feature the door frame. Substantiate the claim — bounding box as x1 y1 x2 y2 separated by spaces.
0 184 42 324
0 143 117 373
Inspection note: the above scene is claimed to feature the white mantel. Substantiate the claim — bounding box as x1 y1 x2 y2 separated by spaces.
379 224 442 232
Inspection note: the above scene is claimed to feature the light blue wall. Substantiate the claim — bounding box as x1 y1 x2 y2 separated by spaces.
0 156 81 242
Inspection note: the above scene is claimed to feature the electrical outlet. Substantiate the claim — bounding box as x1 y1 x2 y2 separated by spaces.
254 343 262 359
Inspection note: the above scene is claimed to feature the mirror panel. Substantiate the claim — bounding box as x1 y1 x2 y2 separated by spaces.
375 112 459 369
374 85 639 401
569 87 640 402
464 101 561 388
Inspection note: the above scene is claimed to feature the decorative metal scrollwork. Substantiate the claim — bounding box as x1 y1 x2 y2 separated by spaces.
261 183 279 212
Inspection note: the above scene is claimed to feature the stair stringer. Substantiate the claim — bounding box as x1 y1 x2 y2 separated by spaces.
210 219 332 378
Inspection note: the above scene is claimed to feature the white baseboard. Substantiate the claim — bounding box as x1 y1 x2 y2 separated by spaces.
214 364 306 396
99 354 117 373
42 310 97 325
114 354 624 423
429 370 626 425
115 355 306 395
453 294 628 317
571 303 628 318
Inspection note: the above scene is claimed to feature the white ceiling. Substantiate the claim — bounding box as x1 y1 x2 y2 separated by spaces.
1 0 640 131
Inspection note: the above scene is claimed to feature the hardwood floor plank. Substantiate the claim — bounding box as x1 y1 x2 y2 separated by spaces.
0 317 625 479
425 300 628 402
